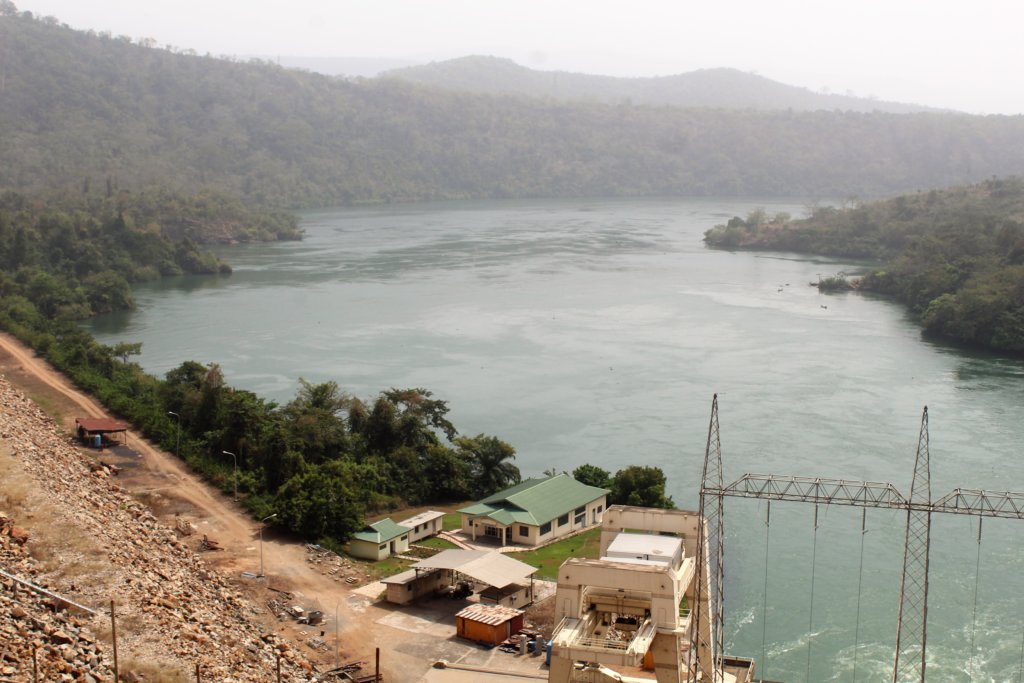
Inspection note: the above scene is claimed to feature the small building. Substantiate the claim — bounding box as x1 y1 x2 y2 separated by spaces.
348 518 411 561
381 549 537 607
398 510 446 543
381 567 447 605
75 417 128 448
603 532 683 568
455 603 524 646
458 473 609 547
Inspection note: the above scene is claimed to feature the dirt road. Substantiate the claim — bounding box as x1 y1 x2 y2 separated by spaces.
0 332 421 680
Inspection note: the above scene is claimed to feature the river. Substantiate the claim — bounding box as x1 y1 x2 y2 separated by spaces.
87 197 1024 682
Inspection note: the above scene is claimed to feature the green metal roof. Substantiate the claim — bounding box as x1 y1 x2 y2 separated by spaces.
351 518 411 544
458 474 609 527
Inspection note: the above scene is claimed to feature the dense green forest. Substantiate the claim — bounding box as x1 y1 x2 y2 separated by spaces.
3 7 1024 209
384 57 938 114
703 177 1024 353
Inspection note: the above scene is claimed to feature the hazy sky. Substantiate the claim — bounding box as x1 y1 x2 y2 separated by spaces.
14 0 1024 115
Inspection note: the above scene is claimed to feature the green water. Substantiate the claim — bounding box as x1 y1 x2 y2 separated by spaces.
87 197 1024 682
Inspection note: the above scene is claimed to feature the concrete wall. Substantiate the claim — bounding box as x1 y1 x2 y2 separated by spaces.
405 516 443 543
349 533 410 561
554 559 685 631
349 538 388 561
479 583 534 609
385 571 447 605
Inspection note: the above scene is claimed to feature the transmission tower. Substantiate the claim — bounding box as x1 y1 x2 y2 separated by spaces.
697 399 1024 683
893 408 932 682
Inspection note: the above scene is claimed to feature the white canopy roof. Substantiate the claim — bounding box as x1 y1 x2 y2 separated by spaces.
411 549 536 589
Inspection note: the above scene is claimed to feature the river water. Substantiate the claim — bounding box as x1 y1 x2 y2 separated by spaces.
87 198 1024 682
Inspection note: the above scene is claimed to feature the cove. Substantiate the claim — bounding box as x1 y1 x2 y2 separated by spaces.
87 197 1024 682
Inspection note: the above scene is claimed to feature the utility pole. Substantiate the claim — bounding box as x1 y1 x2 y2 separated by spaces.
168 411 180 455
222 450 238 501
259 513 277 578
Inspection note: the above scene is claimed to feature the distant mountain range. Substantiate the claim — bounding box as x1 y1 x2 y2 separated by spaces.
266 56 417 78
3 10 1023 208
380 56 942 114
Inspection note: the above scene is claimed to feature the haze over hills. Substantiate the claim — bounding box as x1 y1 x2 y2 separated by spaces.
2 8 1024 209
381 56 942 114
269 55 417 78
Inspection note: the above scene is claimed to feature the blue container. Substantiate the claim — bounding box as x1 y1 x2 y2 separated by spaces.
546 640 552 665
93 435 102 448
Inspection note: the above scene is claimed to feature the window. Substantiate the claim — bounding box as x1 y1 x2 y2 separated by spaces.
407 584 413 592
558 513 569 526
519 526 528 537
379 544 386 550
574 506 586 525
401 535 408 541
596 505 603 514
540 521 552 535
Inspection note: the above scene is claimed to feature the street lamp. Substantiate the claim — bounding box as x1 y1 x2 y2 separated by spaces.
167 411 180 456
259 513 277 579
335 599 341 668
222 450 238 502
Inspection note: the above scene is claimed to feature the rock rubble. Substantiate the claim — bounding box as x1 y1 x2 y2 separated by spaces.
0 377 321 681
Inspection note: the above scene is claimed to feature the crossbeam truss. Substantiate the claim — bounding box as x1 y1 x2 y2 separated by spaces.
708 476 1024 519
691 398 1024 683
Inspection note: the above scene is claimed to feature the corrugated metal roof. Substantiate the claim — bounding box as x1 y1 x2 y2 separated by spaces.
398 510 446 528
412 549 536 589
457 474 608 527
455 603 522 625
75 418 128 432
351 518 412 544
381 567 441 585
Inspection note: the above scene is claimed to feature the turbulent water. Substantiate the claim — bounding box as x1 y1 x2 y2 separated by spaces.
88 197 1024 682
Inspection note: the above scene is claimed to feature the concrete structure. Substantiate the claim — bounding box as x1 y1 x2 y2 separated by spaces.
399 510 446 543
458 474 608 547
547 505 754 683
455 604 524 646
348 518 411 561
381 549 537 607
381 567 447 605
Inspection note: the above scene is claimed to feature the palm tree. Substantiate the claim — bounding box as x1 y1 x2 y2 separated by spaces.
456 434 521 497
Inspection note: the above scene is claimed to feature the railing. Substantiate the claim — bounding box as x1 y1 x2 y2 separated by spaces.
574 635 630 651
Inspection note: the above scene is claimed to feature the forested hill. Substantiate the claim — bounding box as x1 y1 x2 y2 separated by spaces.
382 56 940 114
4 8 1024 207
704 178 1024 353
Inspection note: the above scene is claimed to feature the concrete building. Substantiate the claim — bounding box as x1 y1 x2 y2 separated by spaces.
548 505 754 683
398 510 446 543
458 474 608 547
348 518 411 561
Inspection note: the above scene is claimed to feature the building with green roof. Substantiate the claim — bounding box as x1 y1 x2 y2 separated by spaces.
458 474 609 547
348 518 412 561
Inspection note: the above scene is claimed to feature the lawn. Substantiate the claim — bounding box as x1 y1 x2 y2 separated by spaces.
442 512 462 531
417 536 459 551
515 527 603 580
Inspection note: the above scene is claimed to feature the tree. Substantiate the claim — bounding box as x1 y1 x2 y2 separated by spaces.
274 464 362 542
572 463 611 489
109 341 142 363
456 434 520 498
610 466 674 509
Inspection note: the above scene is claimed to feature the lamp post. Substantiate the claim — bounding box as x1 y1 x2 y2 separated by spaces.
335 599 341 668
259 513 277 579
222 450 238 502
167 411 180 456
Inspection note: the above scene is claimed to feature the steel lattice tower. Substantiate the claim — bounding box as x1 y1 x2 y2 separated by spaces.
690 394 725 682
893 407 932 682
